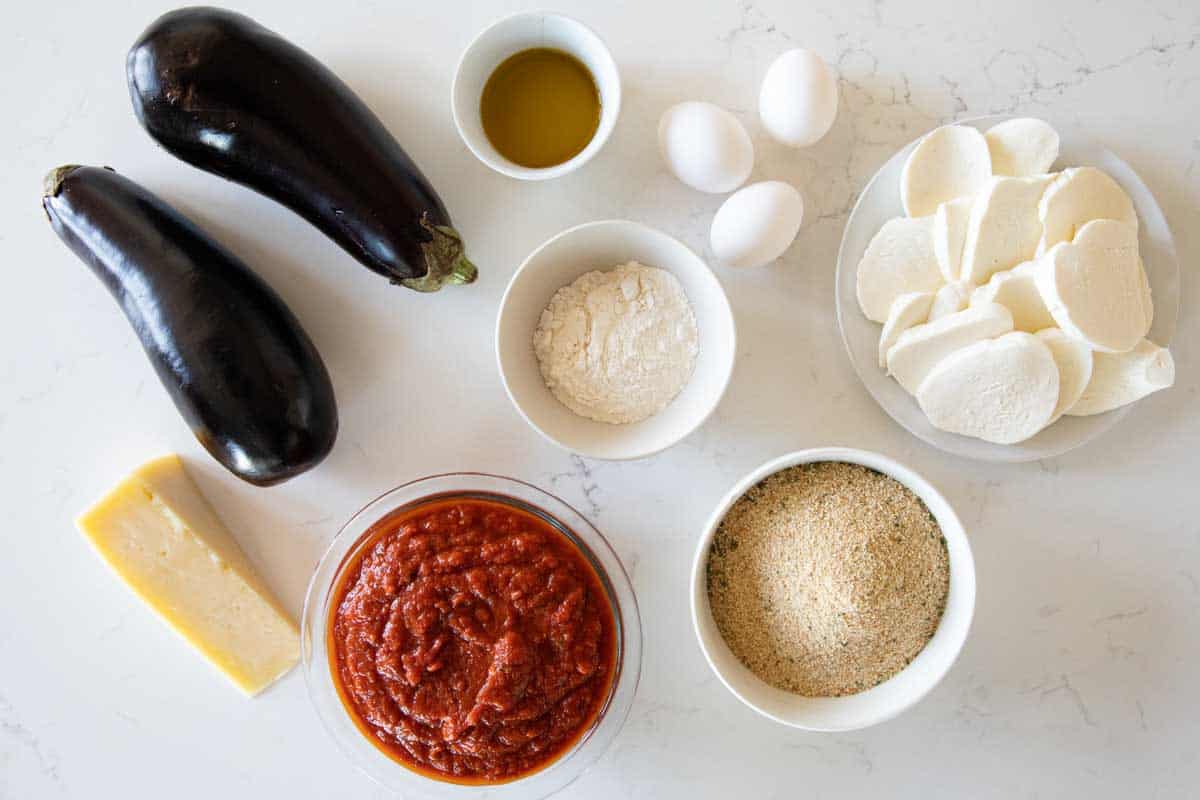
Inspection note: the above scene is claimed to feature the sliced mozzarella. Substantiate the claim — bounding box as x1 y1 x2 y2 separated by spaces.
1066 338 1174 416
1035 219 1149 353
933 197 973 282
928 280 973 321
984 118 1060 177
1035 328 1094 423
878 291 935 368
917 331 1059 444
960 175 1053 285
900 125 992 218
886 302 1014 394
1038 167 1138 253
970 261 1055 332
1137 257 1154 331
855 216 944 322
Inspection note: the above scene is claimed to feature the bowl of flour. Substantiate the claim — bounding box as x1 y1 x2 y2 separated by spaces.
497 220 736 460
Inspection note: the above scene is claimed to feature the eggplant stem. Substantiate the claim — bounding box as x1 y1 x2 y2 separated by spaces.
43 165 83 198
400 220 478 292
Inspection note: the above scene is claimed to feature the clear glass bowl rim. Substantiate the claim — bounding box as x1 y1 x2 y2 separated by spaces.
301 472 643 799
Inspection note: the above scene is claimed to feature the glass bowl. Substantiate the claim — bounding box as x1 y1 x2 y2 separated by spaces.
835 114 1179 462
302 473 642 798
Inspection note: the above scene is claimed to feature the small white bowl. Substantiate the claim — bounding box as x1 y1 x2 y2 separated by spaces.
452 11 621 180
690 448 976 731
496 220 736 460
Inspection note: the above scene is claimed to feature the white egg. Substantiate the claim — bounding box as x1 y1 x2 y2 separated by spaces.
710 181 804 268
758 48 839 148
658 101 754 194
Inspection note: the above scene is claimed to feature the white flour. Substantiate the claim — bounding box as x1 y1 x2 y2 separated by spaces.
533 262 699 424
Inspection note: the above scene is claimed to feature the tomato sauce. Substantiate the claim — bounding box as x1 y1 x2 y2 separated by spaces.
328 496 618 784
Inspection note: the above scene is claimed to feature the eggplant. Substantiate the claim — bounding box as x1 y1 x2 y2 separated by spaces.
126 7 476 293
43 165 338 486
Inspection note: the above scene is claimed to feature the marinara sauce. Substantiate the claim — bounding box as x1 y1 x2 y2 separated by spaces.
328 495 618 784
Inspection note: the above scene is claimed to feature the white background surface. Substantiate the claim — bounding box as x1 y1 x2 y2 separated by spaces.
2 1 1197 798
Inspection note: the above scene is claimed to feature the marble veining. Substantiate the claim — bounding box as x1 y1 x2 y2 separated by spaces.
2 0 1198 798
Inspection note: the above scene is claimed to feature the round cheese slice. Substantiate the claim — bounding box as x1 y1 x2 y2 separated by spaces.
1037 167 1137 254
886 302 1014 394
878 291 935 368
855 216 944 322
1066 338 1174 416
1035 219 1149 353
917 331 1059 444
901 125 992 218
928 280 973 321
985 118 1060 177
971 262 1055 333
1035 328 1094 423
933 197 973 282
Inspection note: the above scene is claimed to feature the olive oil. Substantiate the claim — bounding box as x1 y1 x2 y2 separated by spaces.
480 48 601 169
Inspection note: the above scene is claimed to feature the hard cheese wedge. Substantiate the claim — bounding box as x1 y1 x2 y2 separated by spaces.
77 455 299 696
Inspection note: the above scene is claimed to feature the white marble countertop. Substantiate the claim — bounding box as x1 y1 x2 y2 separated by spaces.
3 1 1198 797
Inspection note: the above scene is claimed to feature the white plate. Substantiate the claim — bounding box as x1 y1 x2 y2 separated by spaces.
835 115 1180 462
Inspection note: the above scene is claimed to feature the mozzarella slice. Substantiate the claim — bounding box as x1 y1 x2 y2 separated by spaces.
878 291 935 368
1035 328 1094 423
917 331 1059 444
960 175 1053 285
928 280 973 321
933 197 973 282
855 216 944 322
1038 167 1138 253
886 302 1014 394
901 125 992 218
1137 257 1154 331
985 118 1060 177
1066 338 1174 416
1035 219 1149 353
971 261 1055 332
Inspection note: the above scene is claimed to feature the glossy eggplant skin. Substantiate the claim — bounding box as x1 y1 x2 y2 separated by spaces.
127 7 476 293
43 165 338 487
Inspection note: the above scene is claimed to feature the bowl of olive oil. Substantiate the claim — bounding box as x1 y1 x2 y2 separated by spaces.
453 12 621 180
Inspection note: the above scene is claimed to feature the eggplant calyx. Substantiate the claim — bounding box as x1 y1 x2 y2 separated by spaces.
43 164 84 199
399 219 478 292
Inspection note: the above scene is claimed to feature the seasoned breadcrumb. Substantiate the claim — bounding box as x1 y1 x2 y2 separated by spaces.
706 462 949 697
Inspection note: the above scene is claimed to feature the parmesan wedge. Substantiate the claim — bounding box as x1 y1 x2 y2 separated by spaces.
1066 338 1174 416
960 175 1053 285
985 118 1060 177
917 331 1059 444
901 125 992 218
1036 328 1094 423
855 216 944 322
933 197 973 282
1035 219 1149 353
77 455 299 696
971 262 1055 332
928 280 973 321
1037 167 1138 254
878 291 935 368
886 302 1014 394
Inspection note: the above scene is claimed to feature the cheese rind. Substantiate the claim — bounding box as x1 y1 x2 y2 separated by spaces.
933 197 973 282
77 455 299 696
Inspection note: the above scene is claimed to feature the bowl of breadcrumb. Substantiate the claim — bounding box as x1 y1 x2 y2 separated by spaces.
690 448 975 731
497 219 736 460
